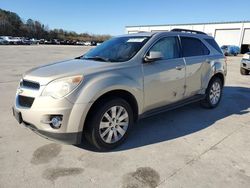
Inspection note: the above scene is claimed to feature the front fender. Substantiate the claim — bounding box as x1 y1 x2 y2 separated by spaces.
68 72 143 113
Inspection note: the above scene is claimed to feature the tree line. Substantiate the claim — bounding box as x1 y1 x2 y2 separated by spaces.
0 8 111 42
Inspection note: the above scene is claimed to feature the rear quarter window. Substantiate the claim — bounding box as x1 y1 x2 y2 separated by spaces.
205 39 223 54
180 37 210 57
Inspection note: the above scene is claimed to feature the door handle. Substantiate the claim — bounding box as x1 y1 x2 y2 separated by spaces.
176 65 185 70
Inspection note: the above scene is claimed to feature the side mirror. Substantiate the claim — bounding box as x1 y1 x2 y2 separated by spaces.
144 51 163 63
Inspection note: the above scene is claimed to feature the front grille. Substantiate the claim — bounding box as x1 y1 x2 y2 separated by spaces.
18 95 35 108
21 80 40 90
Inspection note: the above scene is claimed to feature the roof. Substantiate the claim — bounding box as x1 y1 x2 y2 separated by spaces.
117 31 213 39
126 20 250 28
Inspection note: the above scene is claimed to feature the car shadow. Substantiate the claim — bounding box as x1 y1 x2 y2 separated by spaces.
77 86 250 152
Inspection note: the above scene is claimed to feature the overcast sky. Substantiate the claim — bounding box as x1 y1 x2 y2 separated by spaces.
0 0 249 35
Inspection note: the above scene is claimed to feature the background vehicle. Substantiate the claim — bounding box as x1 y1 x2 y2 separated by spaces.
221 45 240 56
83 41 91 46
29 38 40 45
76 41 85 45
21 38 39 45
241 52 250 75
91 41 97 46
39 39 46 44
51 39 60 45
0 36 8 44
13 29 226 150
0 36 20 44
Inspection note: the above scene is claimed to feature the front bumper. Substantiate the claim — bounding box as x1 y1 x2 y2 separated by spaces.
13 83 92 144
241 60 250 70
13 114 82 144
13 100 91 144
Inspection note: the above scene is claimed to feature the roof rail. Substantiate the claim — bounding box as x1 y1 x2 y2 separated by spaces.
171 28 207 35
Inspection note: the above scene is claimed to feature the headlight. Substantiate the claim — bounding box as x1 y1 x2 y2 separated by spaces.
42 75 83 99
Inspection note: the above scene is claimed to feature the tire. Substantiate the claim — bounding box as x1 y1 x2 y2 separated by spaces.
240 67 249 75
84 98 134 151
201 77 223 109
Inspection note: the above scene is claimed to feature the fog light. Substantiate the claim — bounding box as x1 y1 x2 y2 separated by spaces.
50 116 62 129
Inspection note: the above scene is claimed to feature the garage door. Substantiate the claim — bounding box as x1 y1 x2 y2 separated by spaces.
242 29 250 44
214 29 240 47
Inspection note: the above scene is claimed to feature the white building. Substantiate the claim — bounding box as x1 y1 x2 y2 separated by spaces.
126 21 250 53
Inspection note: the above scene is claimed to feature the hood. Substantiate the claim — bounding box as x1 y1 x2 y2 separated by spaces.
23 59 111 85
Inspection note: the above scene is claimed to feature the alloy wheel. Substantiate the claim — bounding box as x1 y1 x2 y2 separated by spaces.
99 106 129 144
209 81 221 105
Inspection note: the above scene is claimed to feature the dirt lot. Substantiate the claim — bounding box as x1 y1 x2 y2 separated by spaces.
0 45 250 188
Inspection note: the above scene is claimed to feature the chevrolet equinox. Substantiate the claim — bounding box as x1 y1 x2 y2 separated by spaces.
13 29 227 150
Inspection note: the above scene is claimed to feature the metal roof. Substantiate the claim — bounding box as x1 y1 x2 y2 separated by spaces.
126 21 250 28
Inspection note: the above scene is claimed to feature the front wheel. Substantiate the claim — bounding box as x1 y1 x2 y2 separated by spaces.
84 98 133 151
201 77 223 109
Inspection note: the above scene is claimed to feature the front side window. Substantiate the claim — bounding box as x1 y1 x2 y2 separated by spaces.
82 36 150 62
181 37 210 57
149 37 180 60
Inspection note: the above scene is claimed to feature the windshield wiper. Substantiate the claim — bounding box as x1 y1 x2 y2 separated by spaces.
83 56 111 62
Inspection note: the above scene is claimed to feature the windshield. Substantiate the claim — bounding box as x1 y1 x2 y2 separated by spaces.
82 36 150 62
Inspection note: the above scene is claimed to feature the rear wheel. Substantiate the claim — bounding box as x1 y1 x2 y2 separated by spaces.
240 67 249 75
201 77 223 109
84 98 133 151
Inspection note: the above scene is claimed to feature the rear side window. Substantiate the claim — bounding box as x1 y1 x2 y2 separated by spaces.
205 39 223 54
180 37 210 57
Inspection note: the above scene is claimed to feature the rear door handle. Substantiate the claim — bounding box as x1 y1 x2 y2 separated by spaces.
176 65 185 70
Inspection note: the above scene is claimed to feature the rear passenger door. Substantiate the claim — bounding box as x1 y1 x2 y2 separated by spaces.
180 37 210 98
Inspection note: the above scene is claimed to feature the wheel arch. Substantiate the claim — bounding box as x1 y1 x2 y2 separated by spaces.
201 63 226 94
210 72 225 86
83 89 139 131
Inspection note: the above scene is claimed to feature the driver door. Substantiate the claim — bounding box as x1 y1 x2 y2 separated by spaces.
143 36 186 112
